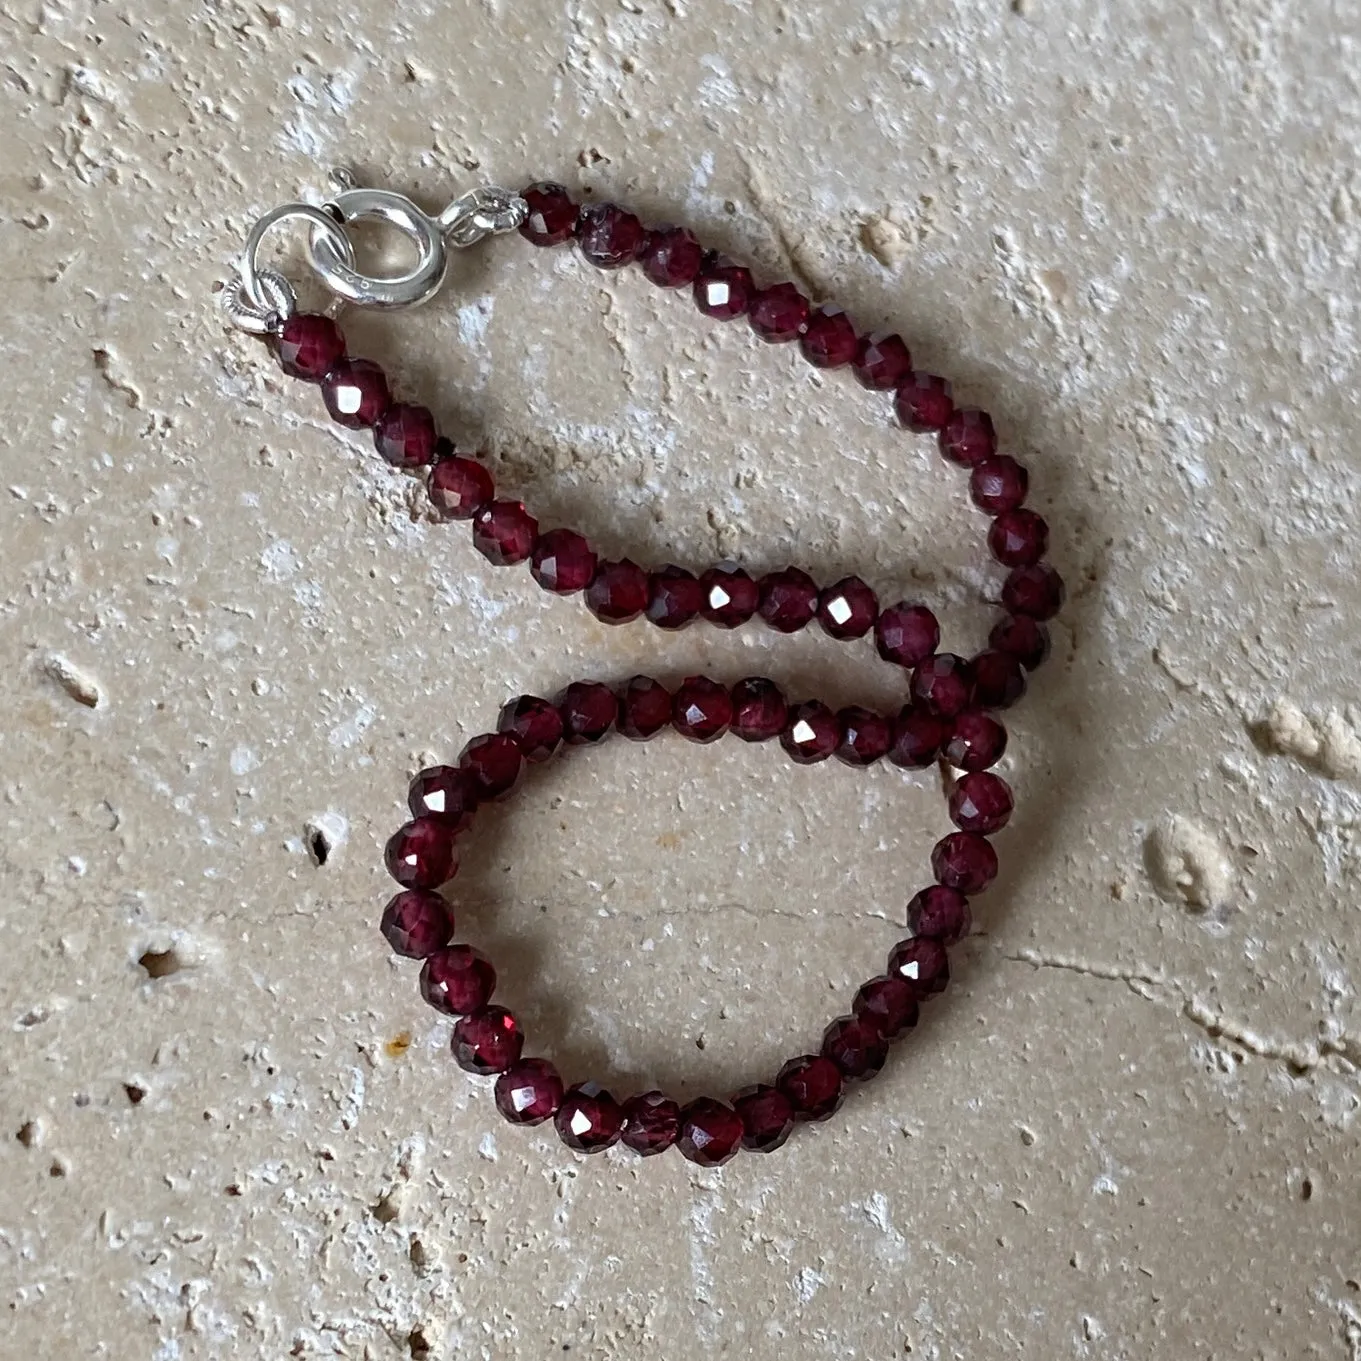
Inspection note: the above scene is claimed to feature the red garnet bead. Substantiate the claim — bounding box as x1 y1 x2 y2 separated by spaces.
799 306 858 367
380 889 451 958
853 974 920 1039
408 764 479 831
888 705 949 769
818 575 878 639
693 256 754 319
971 649 1027 710
498 695 564 763
428 449 494 519
639 226 704 287
385 818 458 889
876 602 940 668
460 732 524 800
420 944 496 1014
673 676 733 743
888 935 950 994
733 1085 795 1153
932 831 999 895
940 407 998 466
451 1006 523 1075
1002 562 1065 620
618 675 673 740
472 501 538 566
578 202 646 268
321 357 391 429
990 613 1051 670
730 677 789 742
907 885 972 944
989 509 1049 568
558 681 618 743
677 1098 745 1167
519 181 579 246
621 1091 681 1155
950 771 1014 834
822 1014 889 1080
585 558 650 624
373 402 438 469
836 707 892 766
911 654 975 718
749 282 810 342
495 1058 564 1126
895 372 954 432
970 455 1029 514
781 701 839 764
555 1083 625 1153
700 564 759 628
530 527 597 594
852 331 912 390
646 565 703 630
776 1055 844 1122
758 567 819 633
276 313 345 381
944 710 1008 771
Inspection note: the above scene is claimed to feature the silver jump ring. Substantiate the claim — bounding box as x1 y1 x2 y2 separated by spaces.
241 203 356 313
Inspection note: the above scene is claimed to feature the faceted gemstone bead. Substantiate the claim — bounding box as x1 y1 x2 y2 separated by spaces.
408 764 478 830
781 700 839 764
990 613 1051 670
776 1054 844 1122
943 710 1008 771
621 1091 681 1155
693 255 755 319
385 818 458 889
1002 562 1064 620
555 1082 625 1153
700 564 759 628
380 889 451 958
495 1058 564 1126
970 455 1029 515
911 654 975 719
875 602 940 668
906 885 972 944
618 675 673 740
519 181 579 246
894 372 954 432
577 202 646 268
836 707 892 767
939 407 998 466
585 558 649 624
276 313 345 381
971 649 1026 710
530 527 597 594
498 695 564 763
989 508 1049 567
931 831 999 895
420 944 496 1015
822 1014 889 1080
852 331 912 390
758 566 819 633
673 676 733 743
646 565 703 630
451 1006 523 1075
373 402 438 469
730 677 789 742
888 706 949 769
459 732 524 800
321 357 391 429
639 226 704 287
799 306 858 367
472 501 538 566
950 771 1014 834
558 681 618 743
888 935 949 994
853 974 920 1039
732 1084 795 1153
428 446 494 519
817 576 878 639
749 282 810 342
677 1098 745 1167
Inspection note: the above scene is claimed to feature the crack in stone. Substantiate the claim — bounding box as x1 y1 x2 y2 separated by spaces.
741 160 824 301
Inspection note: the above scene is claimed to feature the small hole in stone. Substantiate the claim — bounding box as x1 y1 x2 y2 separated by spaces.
73 1093 90 1108
407 1326 432 1359
1019 1126 1036 1147
306 826 331 866
124 1083 146 1106
409 1238 428 1270
49 1158 67 1177
16 1121 39 1147
694 1035 706 1051
224 1183 242 1196
1301 1177 1313 1201
139 948 183 979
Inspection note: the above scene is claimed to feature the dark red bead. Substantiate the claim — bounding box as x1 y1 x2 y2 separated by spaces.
944 710 1008 771
940 407 998 466
887 935 950 994
374 402 438 469
321 358 391 429
875 602 940 668
677 1098 744 1167
895 372 954 432
853 974 920 1039
888 706 949 768
451 1006 523 1075
380 889 451 958
555 1083 624 1153
495 1058 563 1126
459 732 524 800
646 565 703 630
907 885 972 944
408 764 478 830
639 226 704 287
732 1085 794 1153
911 654 975 719
822 1014 889 1080
420 944 496 1014
558 681 618 743
618 675 673 740
428 449 494 519
276 313 345 381
852 331 912 390
776 1055 844 1122
621 1091 680 1155
990 613 1051 670
950 771 1014 835
781 700 839 764
585 558 649 624
498 695 563 763
932 831 999 895
989 509 1049 567
700 564 759 628
799 306 858 367
817 575 878 640
730 677 789 742
530 527 597 595
385 818 458 889
578 202 646 268
758 567 819 633
1002 562 1064 620
519 181 579 246
970 455 1029 514
971 649 1026 710
472 501 538 566
749 282 810 342
693 256 754 319
673 675 733 743
836 707 892 766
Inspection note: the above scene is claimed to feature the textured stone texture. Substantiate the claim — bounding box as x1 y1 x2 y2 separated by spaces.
2 2 1360 1358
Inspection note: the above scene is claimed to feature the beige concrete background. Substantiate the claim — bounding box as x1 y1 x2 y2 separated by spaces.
2 1 1359 1356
